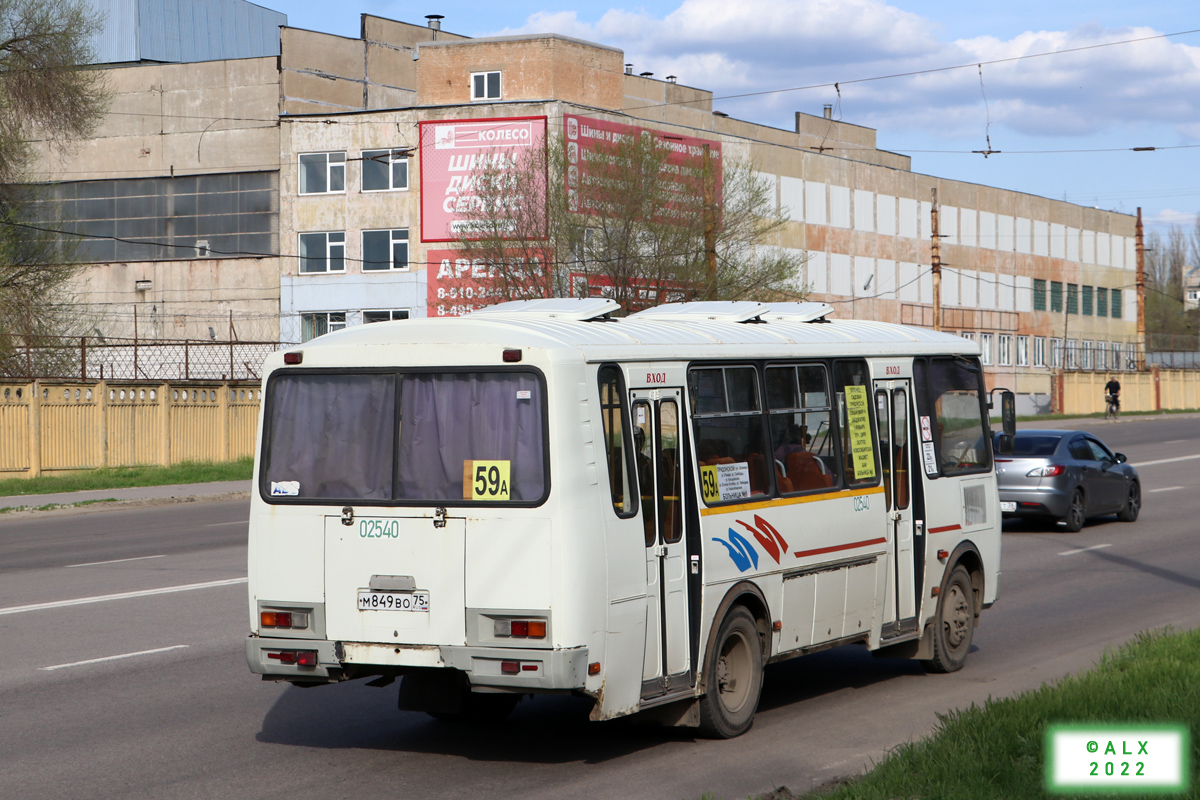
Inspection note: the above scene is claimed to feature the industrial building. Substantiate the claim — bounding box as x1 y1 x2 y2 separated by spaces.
26 1 1139 411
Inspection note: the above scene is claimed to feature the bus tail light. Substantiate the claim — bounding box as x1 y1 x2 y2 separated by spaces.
501 661 520 674
283 351 302 364
493 618 547 638
266 650 317 667
261 610 310 630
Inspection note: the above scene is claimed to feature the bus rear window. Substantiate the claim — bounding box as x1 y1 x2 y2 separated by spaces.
262 370 547 505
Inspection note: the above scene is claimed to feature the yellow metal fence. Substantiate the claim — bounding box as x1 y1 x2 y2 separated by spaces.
0 381 261 477
1060 369 1200 416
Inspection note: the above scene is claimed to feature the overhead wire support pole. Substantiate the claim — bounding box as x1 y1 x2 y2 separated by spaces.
931 188 941 332
1136 207 1146 370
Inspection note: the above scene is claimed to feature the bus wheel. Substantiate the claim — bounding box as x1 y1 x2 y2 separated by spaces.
924 565 974 674
698 607 764 738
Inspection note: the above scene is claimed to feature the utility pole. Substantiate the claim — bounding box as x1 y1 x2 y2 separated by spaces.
931 188 941 331
1135 207 1145 370
702 143 717 299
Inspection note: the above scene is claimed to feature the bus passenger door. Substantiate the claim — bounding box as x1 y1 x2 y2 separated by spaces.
875 380 918 634
631 388 691 697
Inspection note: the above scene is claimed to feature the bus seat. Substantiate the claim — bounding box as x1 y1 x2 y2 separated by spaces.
787 451 832 490
746 453 768 494
775 463 793 494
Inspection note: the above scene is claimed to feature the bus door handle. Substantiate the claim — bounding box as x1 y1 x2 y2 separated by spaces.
653 544 667 557
915 520 924 536
690 555 700 574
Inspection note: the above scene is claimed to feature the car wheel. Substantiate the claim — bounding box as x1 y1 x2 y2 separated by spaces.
698 606 764 738
923 565 974 674
1117 481 1140 522
1061 489 1085 533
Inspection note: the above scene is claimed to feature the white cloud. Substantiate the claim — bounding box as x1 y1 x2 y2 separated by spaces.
1147 208 1198 227
491 2 1200 142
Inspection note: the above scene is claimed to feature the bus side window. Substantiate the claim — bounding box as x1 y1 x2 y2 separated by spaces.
767 363 836 494
632 400 657 545
914 357 990 476
598 365 637 518
690 365 770 503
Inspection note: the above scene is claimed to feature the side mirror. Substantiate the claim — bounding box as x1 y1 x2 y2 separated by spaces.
1114 452 1127 464
1001 390 1016 438
996 434 1014 456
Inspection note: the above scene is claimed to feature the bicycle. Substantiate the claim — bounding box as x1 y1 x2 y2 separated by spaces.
1104 393 1120 420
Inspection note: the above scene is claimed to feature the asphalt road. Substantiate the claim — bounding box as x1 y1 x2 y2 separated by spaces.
1 414 1198 799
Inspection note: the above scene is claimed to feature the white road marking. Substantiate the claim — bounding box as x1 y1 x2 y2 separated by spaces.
1058 544 1112 556
202 522 244 528
0 577 247 616
1149 486 1183 493
40 645 189 671
1132 454 1200 468
64 554 166 568
1165 440 1189 444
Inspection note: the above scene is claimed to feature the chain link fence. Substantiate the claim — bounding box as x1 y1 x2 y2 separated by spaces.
0 334 287 381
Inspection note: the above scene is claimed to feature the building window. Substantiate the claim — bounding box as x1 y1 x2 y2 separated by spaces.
362 150 409 192
1097 287 1109 317
1067 283 1079 315
299 232 345 273
979 332 994 365
1033 336 1045 367
1033 279 1047 311
1080 341 1093 370
1050 281 1063 312
1050 338 1062 368
471 71 502 100
998 334 1012 366
363 309 411 323
362 229 410 271
299 152 346 195
1016 335 1029 366
301 312 346 342
1065 339 1078 369
1112 342 1123 371
1111 288 1123 318
1081 285 1094 316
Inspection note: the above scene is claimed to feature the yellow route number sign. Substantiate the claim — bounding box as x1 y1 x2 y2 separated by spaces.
844 385 876 480
463 460 511 501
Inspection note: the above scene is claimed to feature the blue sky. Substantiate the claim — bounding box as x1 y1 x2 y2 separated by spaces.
260 0 1200 233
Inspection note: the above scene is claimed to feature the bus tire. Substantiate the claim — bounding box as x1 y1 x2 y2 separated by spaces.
924 565 974 674
698 606 764 738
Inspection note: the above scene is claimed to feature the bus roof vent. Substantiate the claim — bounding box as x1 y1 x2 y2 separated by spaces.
761 302 835 322
465 298 621 321
627 301 770 323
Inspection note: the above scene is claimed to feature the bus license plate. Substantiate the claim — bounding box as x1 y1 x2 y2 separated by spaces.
1000 501 1016 512
357 590 429 612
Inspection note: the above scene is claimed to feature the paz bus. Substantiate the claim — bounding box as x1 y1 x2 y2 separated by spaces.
246 298 1012 737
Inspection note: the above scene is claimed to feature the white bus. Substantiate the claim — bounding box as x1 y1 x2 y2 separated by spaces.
246 298 1011 737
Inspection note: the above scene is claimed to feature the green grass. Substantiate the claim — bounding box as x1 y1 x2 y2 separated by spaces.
0 457 253 498
799 627 1200 800
1015 408 1200 423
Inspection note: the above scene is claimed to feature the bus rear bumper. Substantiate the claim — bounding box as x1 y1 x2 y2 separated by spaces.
246 635 589 690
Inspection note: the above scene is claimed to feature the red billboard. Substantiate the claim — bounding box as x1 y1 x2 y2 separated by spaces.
563 113 722 219
426 249 550 318
419 116 547 243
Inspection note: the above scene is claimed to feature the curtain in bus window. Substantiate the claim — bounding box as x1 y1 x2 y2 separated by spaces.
264 373 395 500
396 372 546 502
923 359 990 475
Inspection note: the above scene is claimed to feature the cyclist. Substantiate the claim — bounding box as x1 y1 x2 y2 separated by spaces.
1104 376 1121 418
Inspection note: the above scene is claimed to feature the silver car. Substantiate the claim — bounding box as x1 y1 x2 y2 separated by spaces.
994 430 1141 532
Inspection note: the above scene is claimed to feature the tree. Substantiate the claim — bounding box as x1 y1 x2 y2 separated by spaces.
0 0 107 374
448 126 806 313
1143 220 1198 350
